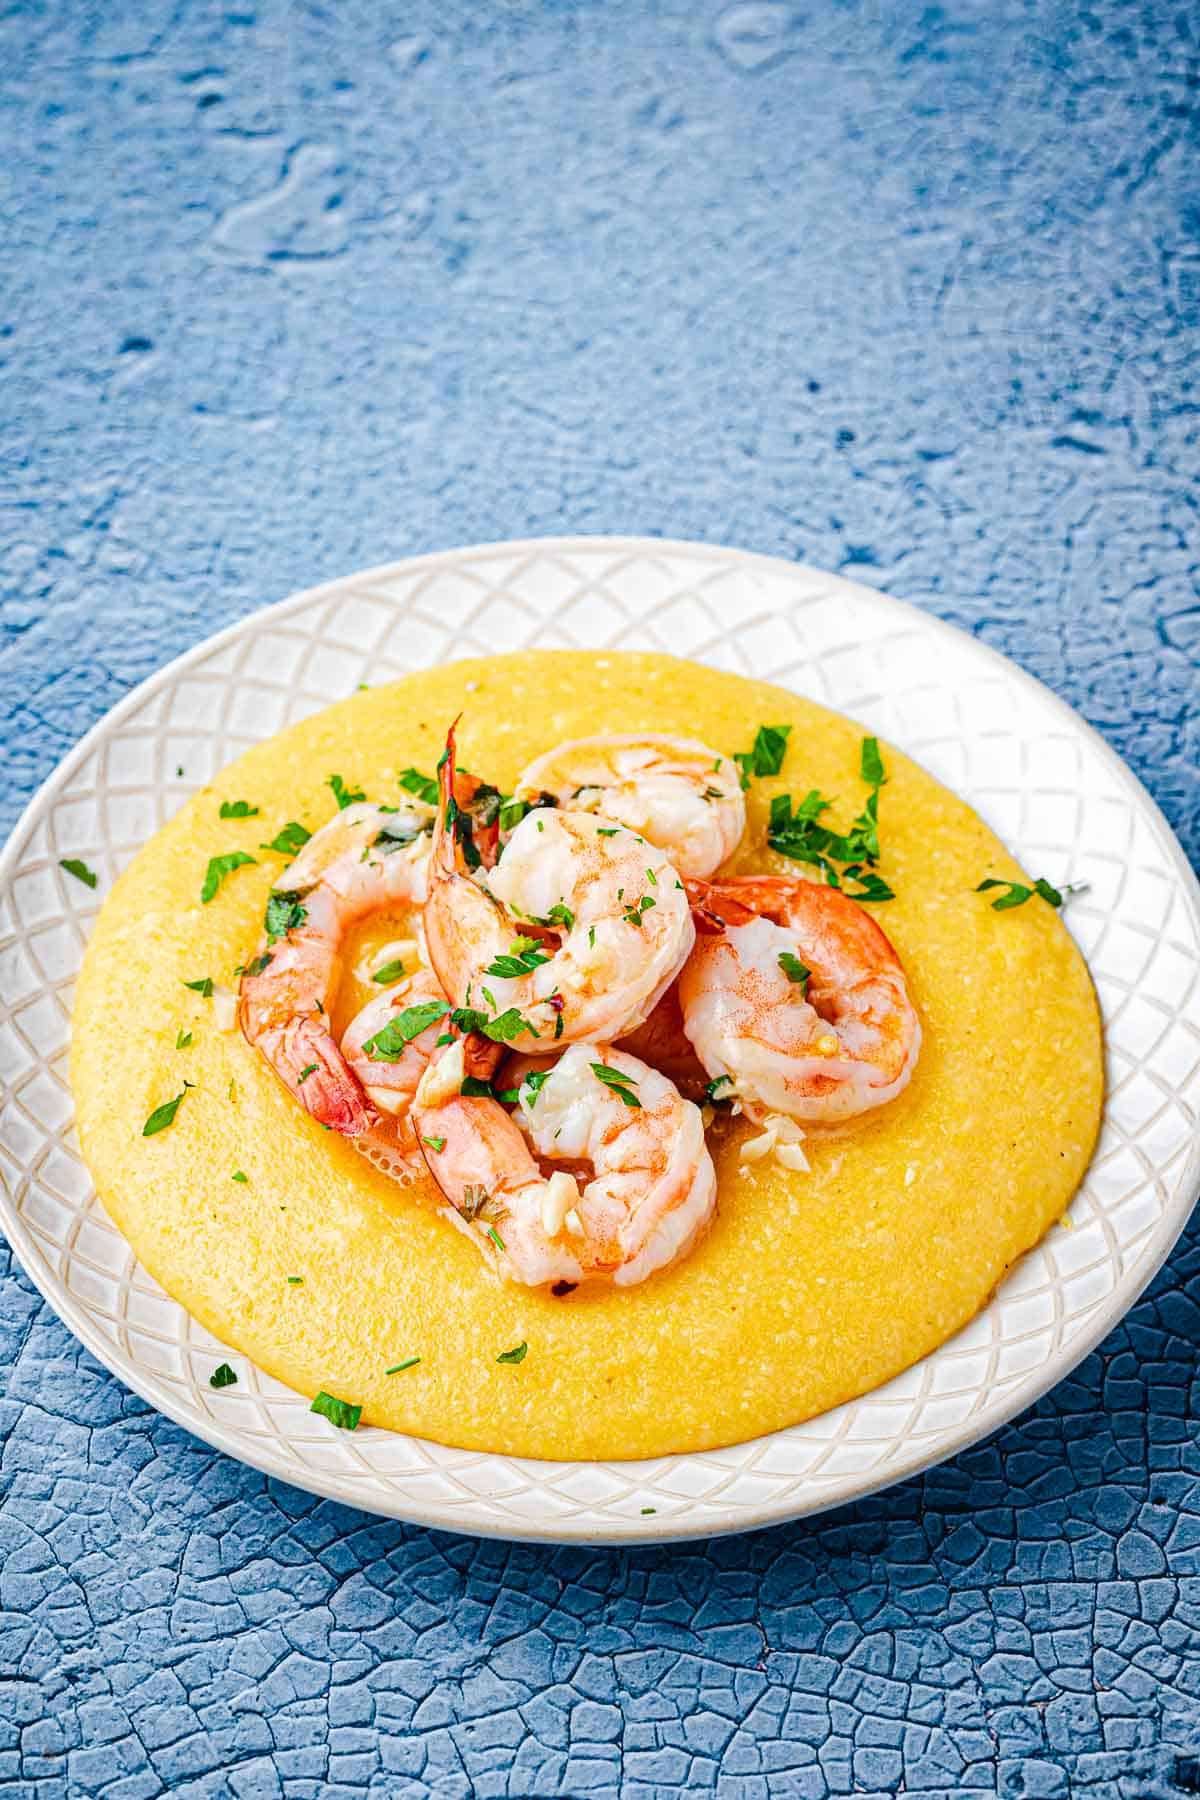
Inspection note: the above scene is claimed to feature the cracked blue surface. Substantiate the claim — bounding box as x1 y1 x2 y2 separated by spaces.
2 1 1199 1794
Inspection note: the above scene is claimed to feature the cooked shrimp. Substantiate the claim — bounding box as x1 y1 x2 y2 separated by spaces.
238 800 433 1133
411 1041 716 1286
424 725 695 1047
679 875 921 1124
515 734 745 878
615 982 709 1101
341 969 500 1180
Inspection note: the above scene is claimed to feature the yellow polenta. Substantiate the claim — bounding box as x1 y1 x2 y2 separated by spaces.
71 651 1103 1460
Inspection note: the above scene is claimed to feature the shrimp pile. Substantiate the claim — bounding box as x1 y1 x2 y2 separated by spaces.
238 719 921 1289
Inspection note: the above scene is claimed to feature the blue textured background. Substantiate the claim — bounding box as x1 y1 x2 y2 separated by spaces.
2 2 1199 1795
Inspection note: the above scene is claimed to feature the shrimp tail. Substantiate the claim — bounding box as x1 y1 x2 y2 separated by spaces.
684 876 758 931
271 1014 379 1135
433 719 463 881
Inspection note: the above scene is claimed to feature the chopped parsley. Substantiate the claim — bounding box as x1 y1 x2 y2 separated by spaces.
641 1507 657 1515
219 800 259 819
260 821 311 857
976 876 1065 911
371 958 410 986
484 937 552 979
496 1341 528 1365
297 1065 318 1083
60 857 98 889
591 1062 642 1108
265 890 308 940
623 894 656 928
399 767 439 805
183 976 214 997
231 1170 248 1183
201 850 256 904
310 1390 361 1430
175 1029 193 1049
498 796 528 830
546 901 575 929
328 773 365 810
521 1070 551 1104
209 1363 237 1389
596 826 619 837
733 723 792 788
451 1004 540 1045
767 738 893 900
485 1226 506 1252
242 952 273 979
704 1074 735 1104
363 1000 450 1059
778 951 811 993
460 1075 497 1099
287 1275 304 1285
421 1136 446 1153
386 1357 421 1375
143 1082 193 1138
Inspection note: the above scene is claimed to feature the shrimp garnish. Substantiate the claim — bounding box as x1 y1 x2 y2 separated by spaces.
411 1042 716 1287
679 875 921 1124
341 968 500 1180
238 800 433 1133
424 725 696 1047
514 734 745 878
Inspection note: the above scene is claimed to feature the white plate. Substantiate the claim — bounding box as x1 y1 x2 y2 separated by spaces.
2 537 1198 1544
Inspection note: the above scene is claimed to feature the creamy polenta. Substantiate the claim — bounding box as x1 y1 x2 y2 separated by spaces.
70 652 1103 1459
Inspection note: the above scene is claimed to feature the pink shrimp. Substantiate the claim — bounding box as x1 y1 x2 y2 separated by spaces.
678 875 921 1124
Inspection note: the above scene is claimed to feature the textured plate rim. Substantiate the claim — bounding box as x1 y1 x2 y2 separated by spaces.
2 533 1198 1545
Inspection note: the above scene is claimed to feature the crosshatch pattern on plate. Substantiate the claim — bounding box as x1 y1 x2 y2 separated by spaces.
1 540 1198 1542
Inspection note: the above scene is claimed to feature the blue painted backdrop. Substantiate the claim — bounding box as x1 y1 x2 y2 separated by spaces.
2 3 1198 1795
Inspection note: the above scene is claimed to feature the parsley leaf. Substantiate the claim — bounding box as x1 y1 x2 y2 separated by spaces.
498 796 528 830
363 1000 450 1059
143 1082 193 1137
371 958 410 985
460 1075 496 1098
328 773 365 810
386 1357 421 1375
242 951 273 979
183 975 214 997
209 1363 237 1389
260 821 311 857
733 724 792 788
201 850 256 904
778 951 811 993
399 767 439 805
310 1390 361 1430
219 800 260 819
860 735 885 787
60 857 98 889
265 890 308 940
590 1062 642 1108
484 938 552 979
496 1341 528 1365
175 1029 193 1049
704 1074 735 1104
231 1169 248 1183
421 1136 446 1153
623 894 656 928
521 1070 551 1104
976 876 1064 911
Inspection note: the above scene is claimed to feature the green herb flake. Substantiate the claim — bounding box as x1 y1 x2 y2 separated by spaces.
209 1363 238 1389
521 1069 551 1104
297 1064 318 1083
242 952 273 979
496 1341 528 1365
60 857 98 889
590 1062 642 1108
265 890 308 940
704 1074 735 1104
498 796 528 831
546 901 575 929
460 1075 496 1098
310 1389 361 1430
860 735 885 787
733 723 793 788
219 799 260 819
231 1170 248 1183
371 958 410 985
976 875 1065 911
596 826 619 837
260 821 311 857
623 894 656 928
287 1275 304 1285
142 1082 193 1138
201 850 257 904
399 767 439 806
422 1136 446 1153
328 773 365 810
386 1357 421 1375
183 975 214 997
363 1000 450 1059
641 1506 657 1515
175 1029 193 1049
484 937 552 979
485 1225 506 1252
778 951 812 993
